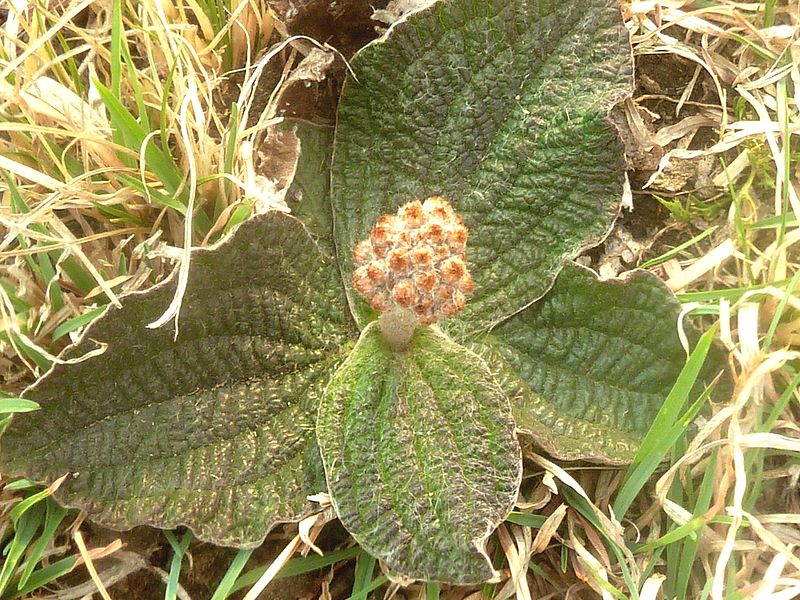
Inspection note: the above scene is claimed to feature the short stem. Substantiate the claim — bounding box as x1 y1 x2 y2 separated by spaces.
378 308 418 352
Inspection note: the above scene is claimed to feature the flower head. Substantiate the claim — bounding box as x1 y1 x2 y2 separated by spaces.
352 196 474 325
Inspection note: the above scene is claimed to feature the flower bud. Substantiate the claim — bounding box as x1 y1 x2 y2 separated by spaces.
351 196 475 326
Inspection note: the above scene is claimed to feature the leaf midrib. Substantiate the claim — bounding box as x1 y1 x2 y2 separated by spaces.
16 340 340 459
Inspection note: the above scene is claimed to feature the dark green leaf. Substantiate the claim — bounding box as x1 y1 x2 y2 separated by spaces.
0 212 353 547
317 323 521 583
284 120 335 252
331 0 633 331
471 264 727 463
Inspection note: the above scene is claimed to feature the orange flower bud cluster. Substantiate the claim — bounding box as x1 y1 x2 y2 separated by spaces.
352 196 475 325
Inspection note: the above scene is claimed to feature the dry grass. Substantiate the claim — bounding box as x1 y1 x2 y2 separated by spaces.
629 2 800 598
0 0 300 389
1 0 799 598
514 2 800 598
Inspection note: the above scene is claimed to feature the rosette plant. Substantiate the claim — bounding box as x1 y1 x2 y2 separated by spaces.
1 0 725 586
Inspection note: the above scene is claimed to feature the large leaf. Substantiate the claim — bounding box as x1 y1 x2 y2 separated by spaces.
471 263 727 464
317 323 521 583
0 209 354 547
331 0 633 332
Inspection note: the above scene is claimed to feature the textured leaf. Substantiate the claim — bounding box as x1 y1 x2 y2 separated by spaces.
0 211 354 546
471 264 727 464
317 323 521 583
285 120 335 251
331 0 633 331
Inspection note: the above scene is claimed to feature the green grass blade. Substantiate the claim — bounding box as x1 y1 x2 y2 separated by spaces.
222 204 252 236
559 486 636 599
677 279 792 303
58 254 98 295
5 173 31 214
634 517 707 554
640 226 718 269
218 103 239 220
53 31 83 93
51 306 108 343
110 0 122 97
613 326 717 518
163 531 193 600
764 267 800 350
506 512 546 528
121 42 150 132
41 137 83 179
0 281 30 313
117 174 187 215
615 382 713 522
0 504 45 594
3 174 64 308
159 62 179 167
610 544 638 600
228 546 361 596
7 331 51 372
637 545 666 592
36 252 64 311
351 550 375 600
9 484 57 524
727 31 778 61
0 397 39 414
763 370 800 433
116 174 212 234
1 480 36 492
763 0 777 26
344 576 389 600
574 547 627 600
749 213 798 230
93 80 183 194
673 450 718 600
92 202 146 226
209 548 254 600
110 0 124 148
7 556 79 599
15 501 69 590
775 70 792 252
426 582 441 599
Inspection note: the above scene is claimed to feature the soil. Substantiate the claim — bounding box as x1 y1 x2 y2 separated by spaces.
62 521 356 600
583 47 740 275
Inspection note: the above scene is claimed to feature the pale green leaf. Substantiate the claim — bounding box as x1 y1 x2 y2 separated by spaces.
317 323 521 583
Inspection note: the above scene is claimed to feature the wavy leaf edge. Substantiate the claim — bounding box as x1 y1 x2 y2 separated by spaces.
2 210 347 547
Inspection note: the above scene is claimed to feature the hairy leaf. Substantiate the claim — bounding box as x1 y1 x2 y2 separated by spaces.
317 323 521 583
0 211 353 547
471 264 727 463
331 0 633 331
285 120 335 251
